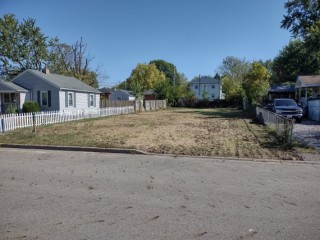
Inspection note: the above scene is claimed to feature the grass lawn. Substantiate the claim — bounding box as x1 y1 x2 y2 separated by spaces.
0 108 310 160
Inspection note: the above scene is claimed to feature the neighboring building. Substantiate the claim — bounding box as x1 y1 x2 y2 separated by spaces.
189 76 222 100
0 81 29 113
0 69 101 113
268 85 296 100
143 90 157 100
99 87 114 100
296 75 320 121
109 89 135 101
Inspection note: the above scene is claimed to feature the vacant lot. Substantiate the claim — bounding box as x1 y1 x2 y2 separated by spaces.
0 108 308 160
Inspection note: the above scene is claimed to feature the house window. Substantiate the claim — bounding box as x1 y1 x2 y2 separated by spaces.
68 92 74 106
195 85 198 89
211 94 215 98
89 94 94 106
41 91 48 106
4 93 15 103
116 96 122 100
211 85 215 88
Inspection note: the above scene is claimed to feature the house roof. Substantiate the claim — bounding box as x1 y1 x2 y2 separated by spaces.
0 81 28 93
13 69 101 93
99 87 114 94
268 85 295 93
296 75 320 88
190 76 220 84
143 89 156 95
113 89 135 97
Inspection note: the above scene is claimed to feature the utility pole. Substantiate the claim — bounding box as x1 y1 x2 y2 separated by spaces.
198 74 201 96
173 68 176 106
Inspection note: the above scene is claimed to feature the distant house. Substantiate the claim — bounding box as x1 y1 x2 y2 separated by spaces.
0 69 101 113
110 89 135 101
143 90 156 100
189 76 223 100
99 87 114 100
0 81 29 113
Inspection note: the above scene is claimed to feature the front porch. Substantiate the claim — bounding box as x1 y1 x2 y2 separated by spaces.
0 81 29 114
296 76 320 121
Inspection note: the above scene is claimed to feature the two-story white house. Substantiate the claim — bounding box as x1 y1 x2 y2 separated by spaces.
190 76 223 100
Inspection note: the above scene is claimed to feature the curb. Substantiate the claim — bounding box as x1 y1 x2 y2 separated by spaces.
0 143 148 155
1 143 319 165
145 152 320 165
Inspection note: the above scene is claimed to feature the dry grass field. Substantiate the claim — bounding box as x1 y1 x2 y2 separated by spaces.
0 108 307 160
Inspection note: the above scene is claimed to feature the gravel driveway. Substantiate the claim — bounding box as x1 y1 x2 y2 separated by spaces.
293 120 320 149
293 120 320 161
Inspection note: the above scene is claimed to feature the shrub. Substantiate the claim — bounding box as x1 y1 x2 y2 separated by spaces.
5 104 17 114
23 101 39 113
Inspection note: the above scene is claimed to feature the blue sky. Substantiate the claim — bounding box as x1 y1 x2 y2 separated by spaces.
0 0 291 87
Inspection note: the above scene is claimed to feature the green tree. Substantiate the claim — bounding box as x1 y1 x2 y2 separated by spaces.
272 39 320 84
305 21 320 50
221 75 244 101
154 78 173 101
0 14 48 79
127 63 166 97
281 0 320 38
218 56 250 102
149 59 181 86
243 62 270 105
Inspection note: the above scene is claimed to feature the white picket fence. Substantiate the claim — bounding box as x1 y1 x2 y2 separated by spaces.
0 106 135 133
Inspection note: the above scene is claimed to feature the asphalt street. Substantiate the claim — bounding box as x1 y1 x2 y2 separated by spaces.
0 148 320 240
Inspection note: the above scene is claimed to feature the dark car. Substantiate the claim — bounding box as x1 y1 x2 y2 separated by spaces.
272 98 303 123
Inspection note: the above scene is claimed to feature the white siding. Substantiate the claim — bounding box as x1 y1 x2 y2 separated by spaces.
191 83 222 100
59 91 100 111
19 92 27 109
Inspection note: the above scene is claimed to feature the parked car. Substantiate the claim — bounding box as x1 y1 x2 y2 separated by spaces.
272 98 303 123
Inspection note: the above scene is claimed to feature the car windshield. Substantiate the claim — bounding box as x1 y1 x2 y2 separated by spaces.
275 99 297 106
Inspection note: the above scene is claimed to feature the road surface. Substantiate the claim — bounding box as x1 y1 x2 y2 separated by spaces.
0 148 320 240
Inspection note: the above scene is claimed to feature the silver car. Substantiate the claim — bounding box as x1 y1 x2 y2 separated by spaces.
272 98 303 123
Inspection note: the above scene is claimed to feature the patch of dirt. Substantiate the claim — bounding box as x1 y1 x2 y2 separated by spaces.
1 108 304 160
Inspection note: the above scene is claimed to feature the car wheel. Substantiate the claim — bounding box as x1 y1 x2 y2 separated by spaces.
295 118 302 123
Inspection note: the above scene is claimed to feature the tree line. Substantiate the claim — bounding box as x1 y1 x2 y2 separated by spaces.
1 0 319 107
219 0 320 106
0 14 100 87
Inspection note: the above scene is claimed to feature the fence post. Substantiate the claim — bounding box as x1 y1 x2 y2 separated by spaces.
288 119 294 146
32 112 36 133
1 118 5 133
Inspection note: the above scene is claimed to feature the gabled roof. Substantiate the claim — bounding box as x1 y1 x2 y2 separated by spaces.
143 89 155 95
190 76 220 84
296 75 320 88
113 89 135 97
0 81 28 93
13 69 101 93
99 87 114 94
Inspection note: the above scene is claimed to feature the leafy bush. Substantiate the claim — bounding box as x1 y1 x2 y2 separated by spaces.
23 101 39 113
5 104 17 114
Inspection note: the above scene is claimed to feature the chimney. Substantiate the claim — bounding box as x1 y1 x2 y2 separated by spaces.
42 66 50 74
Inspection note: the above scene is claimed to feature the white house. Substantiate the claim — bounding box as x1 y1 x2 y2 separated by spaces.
190 76 223 100
0 69 101 113
110 89 135 101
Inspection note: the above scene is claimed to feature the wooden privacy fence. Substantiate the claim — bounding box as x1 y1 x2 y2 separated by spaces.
144 100 167 111
0 106 134 133
100 100 134 108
